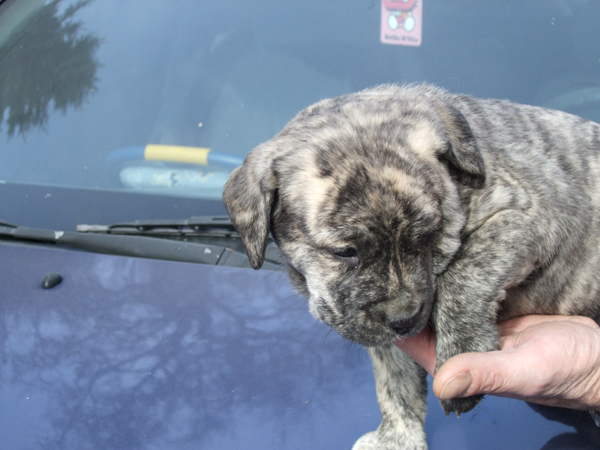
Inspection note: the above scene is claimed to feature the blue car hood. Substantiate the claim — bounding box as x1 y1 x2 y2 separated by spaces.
0 242 597 450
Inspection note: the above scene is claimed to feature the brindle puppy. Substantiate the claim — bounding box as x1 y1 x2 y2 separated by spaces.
223 84 600 450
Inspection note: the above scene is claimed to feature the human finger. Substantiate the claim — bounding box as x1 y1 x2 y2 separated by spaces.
393 325 437 375
432 349 541 402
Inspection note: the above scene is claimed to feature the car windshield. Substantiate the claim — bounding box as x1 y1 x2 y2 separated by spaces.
1 0 599 229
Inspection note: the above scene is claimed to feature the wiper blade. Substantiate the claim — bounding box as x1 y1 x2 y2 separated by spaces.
76 215 237 237
0 220 227 265
0 218 282 269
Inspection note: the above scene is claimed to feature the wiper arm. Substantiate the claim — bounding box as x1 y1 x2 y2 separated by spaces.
76 215 237 237
0 220 227 265
0 217 282 269
77 215 282 269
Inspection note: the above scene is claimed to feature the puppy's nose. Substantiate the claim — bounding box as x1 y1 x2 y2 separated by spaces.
388 311 422 335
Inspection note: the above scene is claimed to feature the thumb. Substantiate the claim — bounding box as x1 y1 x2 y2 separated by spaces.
432 351 527 401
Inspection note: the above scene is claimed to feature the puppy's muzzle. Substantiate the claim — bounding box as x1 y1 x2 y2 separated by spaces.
387 306 424 336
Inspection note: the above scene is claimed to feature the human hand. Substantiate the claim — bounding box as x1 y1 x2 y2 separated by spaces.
393 315 600 411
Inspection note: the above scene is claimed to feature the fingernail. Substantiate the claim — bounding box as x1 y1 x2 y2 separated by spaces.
439 372 473 400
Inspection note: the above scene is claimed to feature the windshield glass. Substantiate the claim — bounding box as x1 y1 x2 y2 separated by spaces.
1 0 599 228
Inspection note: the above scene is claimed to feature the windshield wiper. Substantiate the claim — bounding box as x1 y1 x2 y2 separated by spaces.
0 217 281 269
76 215 237 237
0 219 227 265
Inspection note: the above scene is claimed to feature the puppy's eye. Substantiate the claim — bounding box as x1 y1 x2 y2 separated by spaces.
331 247 358 259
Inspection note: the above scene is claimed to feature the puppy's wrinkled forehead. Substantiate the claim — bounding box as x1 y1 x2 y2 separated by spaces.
275 120 445 247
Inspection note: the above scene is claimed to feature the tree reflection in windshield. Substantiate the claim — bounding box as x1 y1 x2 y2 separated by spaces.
0 250 378 449
0 0 99 138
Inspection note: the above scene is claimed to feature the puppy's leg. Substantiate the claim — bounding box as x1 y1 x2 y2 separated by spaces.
433 210 537 416
353 343 428 450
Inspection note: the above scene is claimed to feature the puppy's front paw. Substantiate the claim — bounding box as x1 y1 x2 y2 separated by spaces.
440 394 483 417
352 431 427 450
352 432 380 450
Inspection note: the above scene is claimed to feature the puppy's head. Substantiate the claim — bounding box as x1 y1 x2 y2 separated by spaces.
223 85 485 346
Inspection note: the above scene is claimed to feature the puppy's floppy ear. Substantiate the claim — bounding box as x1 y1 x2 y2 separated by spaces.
436 106 486 189
223 146 277 269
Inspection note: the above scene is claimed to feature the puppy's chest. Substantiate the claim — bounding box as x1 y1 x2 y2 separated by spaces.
497 286 561 321
497 269 600 321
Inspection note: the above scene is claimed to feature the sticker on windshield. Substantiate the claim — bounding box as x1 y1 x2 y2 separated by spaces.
381 0 422 47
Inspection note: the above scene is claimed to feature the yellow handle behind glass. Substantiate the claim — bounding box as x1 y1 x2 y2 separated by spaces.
144 145 211 165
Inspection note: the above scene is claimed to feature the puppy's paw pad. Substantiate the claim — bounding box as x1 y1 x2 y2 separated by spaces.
440 395 483 417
